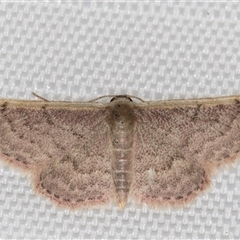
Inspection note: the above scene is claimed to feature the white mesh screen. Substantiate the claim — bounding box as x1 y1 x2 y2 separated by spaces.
0 2 240 239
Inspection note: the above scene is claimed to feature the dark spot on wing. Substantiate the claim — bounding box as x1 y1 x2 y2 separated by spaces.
1 102 8 112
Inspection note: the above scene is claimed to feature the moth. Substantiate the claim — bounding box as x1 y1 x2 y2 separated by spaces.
0 94 240 209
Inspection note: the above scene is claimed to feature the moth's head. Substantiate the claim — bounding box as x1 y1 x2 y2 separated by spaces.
110 95 133 103
89 95 143 103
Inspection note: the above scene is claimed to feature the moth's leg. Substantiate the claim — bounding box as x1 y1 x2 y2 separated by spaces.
32 92 50 102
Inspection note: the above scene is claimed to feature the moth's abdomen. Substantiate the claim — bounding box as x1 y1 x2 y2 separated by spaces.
106 99 136 208
112 132 134 208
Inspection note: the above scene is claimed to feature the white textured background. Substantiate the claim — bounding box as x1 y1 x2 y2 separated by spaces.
0 2 240 239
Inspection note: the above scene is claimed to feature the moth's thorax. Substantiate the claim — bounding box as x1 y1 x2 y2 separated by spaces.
107 98 135 132
106 97 136 208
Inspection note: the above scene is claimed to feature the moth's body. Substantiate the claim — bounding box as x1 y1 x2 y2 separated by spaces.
1 94 240 209
106 97 136 208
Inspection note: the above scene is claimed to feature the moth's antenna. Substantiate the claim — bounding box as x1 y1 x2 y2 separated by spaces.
89 95 116 102
89 95 144 102
32 92 50 102
127 95 144 102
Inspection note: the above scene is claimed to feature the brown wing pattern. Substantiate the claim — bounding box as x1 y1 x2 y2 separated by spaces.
132 100 240 206
0 101 114 208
